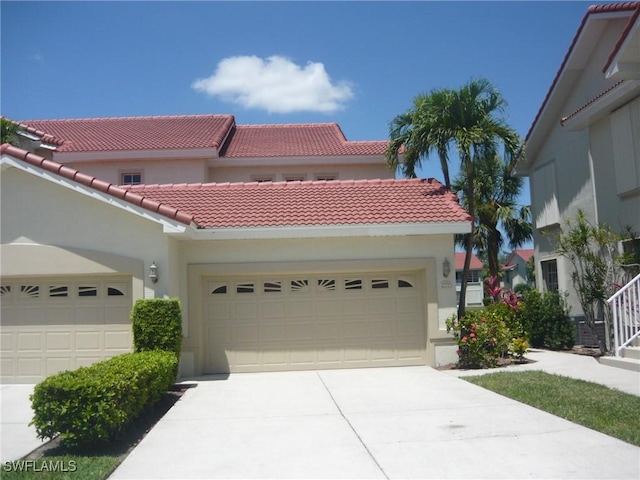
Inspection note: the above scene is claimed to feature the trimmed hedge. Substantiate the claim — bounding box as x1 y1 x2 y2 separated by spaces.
30 351 177 448
131 298 183 360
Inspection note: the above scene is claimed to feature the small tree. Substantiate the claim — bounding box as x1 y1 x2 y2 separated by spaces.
551 211 627 353
1 118 19 144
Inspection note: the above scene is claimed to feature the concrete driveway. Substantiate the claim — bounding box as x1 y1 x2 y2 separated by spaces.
0 385 46 463
110 366 640 479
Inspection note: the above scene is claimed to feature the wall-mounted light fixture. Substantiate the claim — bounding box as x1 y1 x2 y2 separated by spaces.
149 261 159 283
442 258 451 278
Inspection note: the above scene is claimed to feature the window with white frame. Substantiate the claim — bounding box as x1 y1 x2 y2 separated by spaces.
121 172 142 185
251 175 275 183
315 173 338 181
455 270 480 285
541 259 559 292
284 174 306 182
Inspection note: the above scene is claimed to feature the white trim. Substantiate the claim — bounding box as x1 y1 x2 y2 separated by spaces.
188 221 471 240
54 148 219 162
0 155 191 235
605 19 640 80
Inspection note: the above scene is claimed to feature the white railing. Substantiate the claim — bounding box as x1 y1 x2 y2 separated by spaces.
607 273 640 356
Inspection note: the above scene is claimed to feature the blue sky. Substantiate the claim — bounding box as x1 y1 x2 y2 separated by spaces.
1 1 600 221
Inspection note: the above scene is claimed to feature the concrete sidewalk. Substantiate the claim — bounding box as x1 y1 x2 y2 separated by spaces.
110 363 640 479
0 385 45 464
443 348 640 396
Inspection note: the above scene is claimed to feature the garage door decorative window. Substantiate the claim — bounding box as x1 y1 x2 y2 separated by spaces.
264 282 282 293
20 285 39 298
49 285 68 297
317 279 336 292
291 279 309 293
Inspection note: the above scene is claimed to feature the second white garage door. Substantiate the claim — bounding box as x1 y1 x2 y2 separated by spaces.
0 276 133 383
204 271 426 373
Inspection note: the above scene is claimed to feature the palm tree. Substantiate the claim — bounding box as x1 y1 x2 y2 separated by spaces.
386 89 454 187
1 118 19 144
453 149 532 278
386 78 520 317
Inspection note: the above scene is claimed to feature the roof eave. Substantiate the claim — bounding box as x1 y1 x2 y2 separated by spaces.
54 147 220 163
523 6 638 169
561 79 640 130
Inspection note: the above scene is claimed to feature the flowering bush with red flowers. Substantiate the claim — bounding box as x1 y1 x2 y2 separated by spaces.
446 306 511 368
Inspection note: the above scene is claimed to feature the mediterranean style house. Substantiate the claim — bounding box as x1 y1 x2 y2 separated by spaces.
518 2 640 317
0 115 472 383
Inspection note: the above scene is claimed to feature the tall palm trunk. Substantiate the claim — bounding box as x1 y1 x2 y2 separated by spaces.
486 225 501 277
458 160 475 319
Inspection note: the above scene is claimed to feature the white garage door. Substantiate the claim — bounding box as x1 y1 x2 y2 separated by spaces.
0 276 133 383
204 271 426 373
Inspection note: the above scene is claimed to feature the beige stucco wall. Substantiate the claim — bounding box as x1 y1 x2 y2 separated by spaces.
65 158 209 185
1 167 174 299
208 163 393 183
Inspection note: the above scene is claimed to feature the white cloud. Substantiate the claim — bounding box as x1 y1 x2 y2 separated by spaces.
192 55 353 114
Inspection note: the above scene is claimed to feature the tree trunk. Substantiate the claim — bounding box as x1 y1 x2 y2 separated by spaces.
486 225 501 278
457 160 476 319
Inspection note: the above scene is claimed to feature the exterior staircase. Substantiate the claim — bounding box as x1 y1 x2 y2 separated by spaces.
600 335 640 372
603 273 640 372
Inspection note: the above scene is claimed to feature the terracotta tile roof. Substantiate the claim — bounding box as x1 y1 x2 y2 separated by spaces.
126 178 471 229
525 2 639 142
18 115 235 153
454 252 483 270
2 143 469 231
220 123 388 157
1 143 195 225
513 248 534 262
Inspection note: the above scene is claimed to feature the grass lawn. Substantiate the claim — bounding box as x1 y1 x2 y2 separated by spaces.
2 391 183 480
466 371 640 446
1 456 120 480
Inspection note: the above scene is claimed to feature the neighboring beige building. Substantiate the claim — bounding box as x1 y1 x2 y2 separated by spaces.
454 252 484 308
518 3 640 316
1 115 472 383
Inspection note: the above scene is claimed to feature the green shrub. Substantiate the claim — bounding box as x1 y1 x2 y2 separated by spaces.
30 351 177 448
520 289 575 349
513 283 535 295
491 300 527 339
131 298 183 359
510 336 529 361
446 305 511 368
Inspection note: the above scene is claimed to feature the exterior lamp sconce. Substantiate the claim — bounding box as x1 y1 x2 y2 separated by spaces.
442 258 451 278
149 261 159 284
